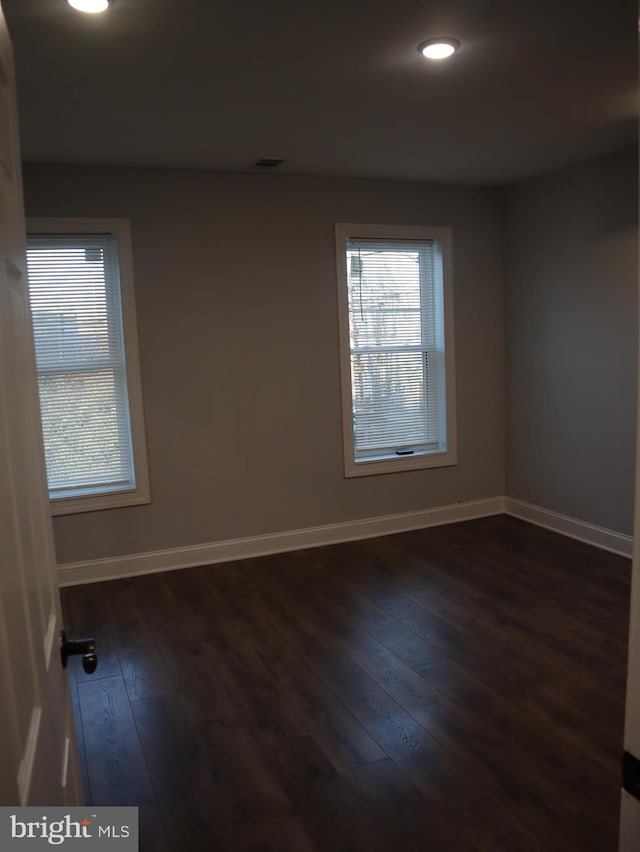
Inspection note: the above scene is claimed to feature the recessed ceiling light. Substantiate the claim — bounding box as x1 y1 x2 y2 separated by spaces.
418 38 460 60
67 0 110 13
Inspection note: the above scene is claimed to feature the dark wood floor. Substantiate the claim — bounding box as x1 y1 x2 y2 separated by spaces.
61 515 630 852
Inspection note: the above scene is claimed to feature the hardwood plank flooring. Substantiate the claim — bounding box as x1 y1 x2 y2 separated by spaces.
60 515 630 852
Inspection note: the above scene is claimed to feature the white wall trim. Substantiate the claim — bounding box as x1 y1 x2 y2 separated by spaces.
57 496 505 586
57 495 632 587
504 497 633 558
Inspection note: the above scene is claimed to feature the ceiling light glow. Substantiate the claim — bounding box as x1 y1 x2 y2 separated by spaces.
418 38 460 60
67 0 110 13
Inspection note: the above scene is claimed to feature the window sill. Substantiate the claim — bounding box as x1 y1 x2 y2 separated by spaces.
50 488 150 516
345 448 457 478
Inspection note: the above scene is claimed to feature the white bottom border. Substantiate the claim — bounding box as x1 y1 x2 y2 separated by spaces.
504 497 632 558
57 495 632 586
58 497 505 586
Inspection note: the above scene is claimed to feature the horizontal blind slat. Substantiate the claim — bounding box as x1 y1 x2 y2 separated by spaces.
346 239 441 455
27 234 135 495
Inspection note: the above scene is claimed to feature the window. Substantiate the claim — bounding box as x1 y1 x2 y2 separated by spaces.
26 218 149 514
335 223 456 477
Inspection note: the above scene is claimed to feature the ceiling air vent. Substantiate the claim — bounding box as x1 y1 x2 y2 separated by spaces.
253 158 284 169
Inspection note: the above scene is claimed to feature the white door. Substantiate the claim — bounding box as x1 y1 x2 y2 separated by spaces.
619 139 640 848
0 1 82 807
621 546 640 848
620 396 640 840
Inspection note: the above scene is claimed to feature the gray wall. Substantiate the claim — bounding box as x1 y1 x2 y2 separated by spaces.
505 147 638 535
23 166 506 565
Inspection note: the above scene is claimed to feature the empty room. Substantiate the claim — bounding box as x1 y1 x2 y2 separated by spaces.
0 0 639 850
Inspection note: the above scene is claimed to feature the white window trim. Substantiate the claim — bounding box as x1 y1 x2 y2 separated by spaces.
27 217 150 515
335 223 457 478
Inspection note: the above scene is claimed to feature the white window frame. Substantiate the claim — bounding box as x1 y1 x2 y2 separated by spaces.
26 217 150 515
335 223 457 477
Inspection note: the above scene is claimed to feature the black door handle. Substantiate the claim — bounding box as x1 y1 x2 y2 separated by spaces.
60 630 98 674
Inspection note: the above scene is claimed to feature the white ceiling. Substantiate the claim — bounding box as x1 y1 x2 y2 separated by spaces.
3 0 638 186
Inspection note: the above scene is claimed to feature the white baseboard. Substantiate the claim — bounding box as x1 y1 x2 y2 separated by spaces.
504 497 633 558
58 494 632 586
57 496 505 586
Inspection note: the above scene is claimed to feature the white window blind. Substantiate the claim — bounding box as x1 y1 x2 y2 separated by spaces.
26 233 136 501
337 224 456 477
347 237 443 461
